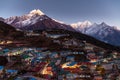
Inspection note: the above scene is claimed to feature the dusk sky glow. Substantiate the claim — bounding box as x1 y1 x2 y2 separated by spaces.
0 0 120 27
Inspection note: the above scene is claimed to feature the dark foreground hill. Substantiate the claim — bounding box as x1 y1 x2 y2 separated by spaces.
0 21 24 39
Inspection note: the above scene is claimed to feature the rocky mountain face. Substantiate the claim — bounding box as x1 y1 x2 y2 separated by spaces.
5 9 74 31
71 21 120 46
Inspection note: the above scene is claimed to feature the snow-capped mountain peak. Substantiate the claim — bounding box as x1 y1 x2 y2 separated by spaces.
82 20 92 26
71 20 92 28
71 20 92 32
100 22 108 27
29 9 45 16
5 9 48 27
4 9 74 31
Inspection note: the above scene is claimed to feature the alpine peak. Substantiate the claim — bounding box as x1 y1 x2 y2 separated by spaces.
29 9 45 16
83 20 92 25
100 22 108 26
71 20 92 29
82 20 92 26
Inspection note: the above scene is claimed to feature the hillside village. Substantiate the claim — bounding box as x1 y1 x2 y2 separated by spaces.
0 30 120 80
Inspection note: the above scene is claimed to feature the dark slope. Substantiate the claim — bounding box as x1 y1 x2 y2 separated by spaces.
0 21 24 39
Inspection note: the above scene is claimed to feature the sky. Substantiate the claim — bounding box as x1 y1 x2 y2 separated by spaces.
0 0 120 27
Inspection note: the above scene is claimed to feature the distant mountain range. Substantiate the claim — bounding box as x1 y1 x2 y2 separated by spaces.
4 9 74 31
1 9 120 46
71 21 120 46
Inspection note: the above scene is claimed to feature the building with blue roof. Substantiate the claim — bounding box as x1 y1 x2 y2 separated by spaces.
29 77 37 80
67 62 77 66
0 66 4 70
6 69 18 75
0 66 4 74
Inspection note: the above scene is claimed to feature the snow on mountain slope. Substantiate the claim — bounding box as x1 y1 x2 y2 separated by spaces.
52 19 65 24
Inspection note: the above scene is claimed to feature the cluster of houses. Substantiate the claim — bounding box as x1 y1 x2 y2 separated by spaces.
0 45 119 80
0 31 120 80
